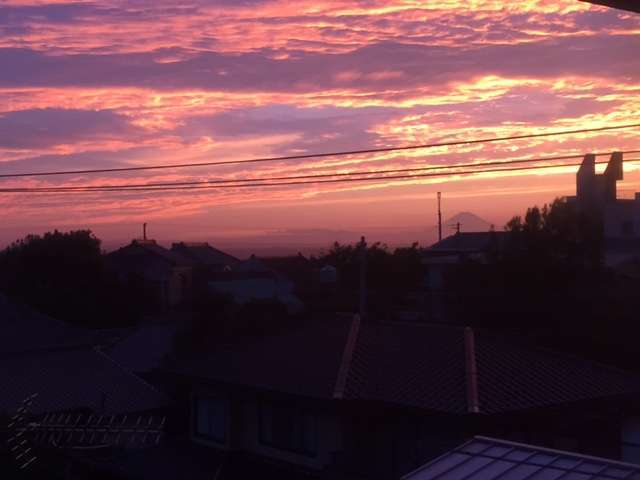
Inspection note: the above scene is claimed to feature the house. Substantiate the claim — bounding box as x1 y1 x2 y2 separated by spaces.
0 293 169 477
106 239 194 309
171 242 240 274
402 436 640 480
208 255 304 314
107 323 180 376
422 231 507 322
0 294 168 417
567 152 640 266
167 316 640 479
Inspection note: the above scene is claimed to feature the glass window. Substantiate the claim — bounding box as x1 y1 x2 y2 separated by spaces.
194 395 227 443
258 400 317 456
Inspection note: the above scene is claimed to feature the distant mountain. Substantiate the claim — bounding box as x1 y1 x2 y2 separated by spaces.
443 212 493 233
422 212 493 248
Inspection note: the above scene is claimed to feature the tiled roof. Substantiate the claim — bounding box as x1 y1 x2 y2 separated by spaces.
403 436 640 480
343 322 468 413
474 332 640 413
344 323 640 414
0 348 169 415
171 242 239 267
171 316 352 399
170 319 640 414
0 295 168 415
0 293 92 354
108 323 179 373
108 240 194 267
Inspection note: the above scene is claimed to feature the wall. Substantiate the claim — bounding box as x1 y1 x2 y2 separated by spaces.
235 396 342 470
190 386 342 471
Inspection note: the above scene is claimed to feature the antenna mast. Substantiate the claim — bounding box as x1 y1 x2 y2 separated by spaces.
437 192 442 242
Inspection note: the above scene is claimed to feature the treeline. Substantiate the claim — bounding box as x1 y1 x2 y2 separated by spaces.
445 199 640 369
0 230 145 326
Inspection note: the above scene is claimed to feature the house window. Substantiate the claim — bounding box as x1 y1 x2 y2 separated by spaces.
194 395 228 443
258 400 317 456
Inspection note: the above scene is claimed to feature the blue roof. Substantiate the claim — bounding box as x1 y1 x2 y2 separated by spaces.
403 437 640 480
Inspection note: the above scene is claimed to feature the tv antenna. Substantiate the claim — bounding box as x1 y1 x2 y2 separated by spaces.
7 394 165 471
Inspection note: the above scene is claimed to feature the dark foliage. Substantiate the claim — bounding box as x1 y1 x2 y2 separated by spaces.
173 288 297 356
308 241 424 319
0 230 143 326
443 199 640 369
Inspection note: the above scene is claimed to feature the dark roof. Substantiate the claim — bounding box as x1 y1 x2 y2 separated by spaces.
582 1 640 13
0 293 92 354
107 323 179 373
171 242 239 267
172 316 351 399
343 322 468 413
0 348 168 415
474 332 640 413
0 295 168 415
428 232 508 253
170 318 640 414
403 436 640 480
108 240 193 267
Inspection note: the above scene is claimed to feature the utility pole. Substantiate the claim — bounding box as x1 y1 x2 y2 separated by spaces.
143 223 147 241
437 192 442 242
359 236 367 320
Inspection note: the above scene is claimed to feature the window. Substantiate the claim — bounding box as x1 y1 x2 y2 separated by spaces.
194 395 227 443
258 400 317 456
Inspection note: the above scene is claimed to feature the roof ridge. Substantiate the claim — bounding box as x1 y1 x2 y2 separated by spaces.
333 314 361 399
93 347 169 404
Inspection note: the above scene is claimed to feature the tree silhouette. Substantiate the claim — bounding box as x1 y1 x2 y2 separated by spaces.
0 230 142 326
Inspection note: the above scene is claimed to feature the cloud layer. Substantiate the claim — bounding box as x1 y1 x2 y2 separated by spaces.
1 0 639 248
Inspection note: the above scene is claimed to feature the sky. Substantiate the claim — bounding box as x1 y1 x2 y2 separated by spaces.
0 0 639 254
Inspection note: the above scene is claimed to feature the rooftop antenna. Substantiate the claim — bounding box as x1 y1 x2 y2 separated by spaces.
143 223 147 241
437 192 442 242
449 222 461 234
6 394 165 471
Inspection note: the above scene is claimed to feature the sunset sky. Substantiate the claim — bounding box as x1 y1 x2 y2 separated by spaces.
0 0 639 254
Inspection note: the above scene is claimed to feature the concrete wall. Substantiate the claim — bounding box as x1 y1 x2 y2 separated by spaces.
603 202 640 239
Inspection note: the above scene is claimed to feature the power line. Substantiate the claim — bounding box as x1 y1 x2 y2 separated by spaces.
1 123 639 179
2 150 638 193
4 158 638 194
